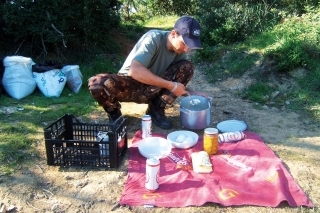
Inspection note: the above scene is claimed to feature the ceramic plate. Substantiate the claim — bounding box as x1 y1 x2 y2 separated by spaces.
217 120 247 132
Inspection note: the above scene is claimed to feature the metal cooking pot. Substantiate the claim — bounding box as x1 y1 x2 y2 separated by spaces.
180 95 212 130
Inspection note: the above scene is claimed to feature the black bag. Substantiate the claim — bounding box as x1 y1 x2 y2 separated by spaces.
32 60 63 73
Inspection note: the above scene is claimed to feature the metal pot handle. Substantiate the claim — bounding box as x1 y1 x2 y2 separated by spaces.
208 97 213 107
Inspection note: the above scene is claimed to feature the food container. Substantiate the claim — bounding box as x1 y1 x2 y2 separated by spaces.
167 130 199 149
203 128 219 155
142 114 152 138
218 131 246 143
180 95 212 130
145 157 160 191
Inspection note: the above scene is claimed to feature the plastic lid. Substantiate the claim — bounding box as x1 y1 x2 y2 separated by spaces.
142 115 151 120
204 128 218 134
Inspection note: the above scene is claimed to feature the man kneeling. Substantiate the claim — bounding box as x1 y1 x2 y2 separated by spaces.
88 16 203 129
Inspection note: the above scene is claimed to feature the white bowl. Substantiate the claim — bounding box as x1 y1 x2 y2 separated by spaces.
138 137 172 159
167 130 199 149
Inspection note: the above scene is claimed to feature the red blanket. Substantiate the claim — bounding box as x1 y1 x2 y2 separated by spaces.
119 130 313 208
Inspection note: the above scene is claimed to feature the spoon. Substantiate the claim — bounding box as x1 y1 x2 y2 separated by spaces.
186 91 196 105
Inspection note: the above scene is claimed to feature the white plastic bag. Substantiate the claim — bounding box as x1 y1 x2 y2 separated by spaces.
2 56 36 100
62 65 83 93
33 69 67 97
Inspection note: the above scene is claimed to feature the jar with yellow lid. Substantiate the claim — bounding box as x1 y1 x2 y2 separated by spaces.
203 128 219 155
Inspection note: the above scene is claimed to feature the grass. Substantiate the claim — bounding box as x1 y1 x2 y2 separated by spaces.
242 83 275 104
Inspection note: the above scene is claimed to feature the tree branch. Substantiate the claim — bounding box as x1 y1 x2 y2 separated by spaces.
46 11 67 48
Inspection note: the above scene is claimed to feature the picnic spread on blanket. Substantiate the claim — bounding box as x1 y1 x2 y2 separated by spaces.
119 129 314 208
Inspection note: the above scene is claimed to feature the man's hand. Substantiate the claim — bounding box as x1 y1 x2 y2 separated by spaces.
171 82 187 96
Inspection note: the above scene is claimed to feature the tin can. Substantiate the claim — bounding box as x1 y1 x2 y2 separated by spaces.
142 115 152 138
145 157 160 191
96 131 109 157
203 128 219 155
218 131 246 143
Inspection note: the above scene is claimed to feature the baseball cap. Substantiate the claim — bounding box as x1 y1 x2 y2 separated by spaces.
174 16 203 49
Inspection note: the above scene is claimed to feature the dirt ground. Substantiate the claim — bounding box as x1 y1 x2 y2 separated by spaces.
1 55 320 212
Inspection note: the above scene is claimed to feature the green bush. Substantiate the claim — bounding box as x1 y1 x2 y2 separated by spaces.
195 1 281 46
1 0 121 61
264 39 309 72
193 0 319 58
263 7 320 72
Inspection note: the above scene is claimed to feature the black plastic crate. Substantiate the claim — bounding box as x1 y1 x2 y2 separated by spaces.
44 114 127 169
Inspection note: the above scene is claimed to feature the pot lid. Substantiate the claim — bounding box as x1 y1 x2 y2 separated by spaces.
180 95 210 111
217 120 247 132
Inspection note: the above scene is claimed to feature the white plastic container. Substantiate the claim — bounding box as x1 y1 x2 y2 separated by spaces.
145 157 160 191
218 131 246 143
142 115 152 138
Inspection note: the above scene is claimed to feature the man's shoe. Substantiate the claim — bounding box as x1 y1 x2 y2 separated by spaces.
146 101 172 129
107 109 122 122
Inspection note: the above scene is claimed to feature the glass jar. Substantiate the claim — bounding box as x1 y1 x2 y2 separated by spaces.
203 128 219 155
